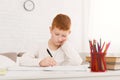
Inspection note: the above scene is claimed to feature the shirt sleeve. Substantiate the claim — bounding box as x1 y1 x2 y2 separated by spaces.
19 51 41 67
61 41 83 66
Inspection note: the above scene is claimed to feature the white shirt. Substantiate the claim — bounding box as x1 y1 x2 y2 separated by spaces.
19 41 83 66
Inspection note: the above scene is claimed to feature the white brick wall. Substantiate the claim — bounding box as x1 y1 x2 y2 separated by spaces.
0 0 84 53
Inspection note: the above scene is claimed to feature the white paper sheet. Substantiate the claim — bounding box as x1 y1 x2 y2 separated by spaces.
44 65 89 71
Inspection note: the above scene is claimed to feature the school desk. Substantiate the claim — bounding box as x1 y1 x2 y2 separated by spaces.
0 66 120 80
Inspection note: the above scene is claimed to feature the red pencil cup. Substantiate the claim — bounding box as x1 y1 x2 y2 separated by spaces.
90 53 106 72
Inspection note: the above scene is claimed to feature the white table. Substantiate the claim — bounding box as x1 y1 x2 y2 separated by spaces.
1 70 120 80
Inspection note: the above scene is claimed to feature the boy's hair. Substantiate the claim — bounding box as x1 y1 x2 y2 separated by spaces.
51 14 71 30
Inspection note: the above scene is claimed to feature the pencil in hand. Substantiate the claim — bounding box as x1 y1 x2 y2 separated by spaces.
47 48 53 57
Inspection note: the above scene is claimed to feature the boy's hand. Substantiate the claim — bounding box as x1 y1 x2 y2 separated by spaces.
39 57 56 67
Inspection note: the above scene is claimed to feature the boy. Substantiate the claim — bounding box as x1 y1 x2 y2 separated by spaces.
20 14 83 67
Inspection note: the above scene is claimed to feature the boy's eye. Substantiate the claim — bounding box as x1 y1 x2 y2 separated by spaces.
55 33 59 36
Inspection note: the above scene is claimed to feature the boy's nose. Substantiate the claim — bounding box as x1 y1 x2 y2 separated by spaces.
58 37 63 41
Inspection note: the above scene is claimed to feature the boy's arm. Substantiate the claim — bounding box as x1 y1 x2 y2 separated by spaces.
61 41 83 66
19 51 56 67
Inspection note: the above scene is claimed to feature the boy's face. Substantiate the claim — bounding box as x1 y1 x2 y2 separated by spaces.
50 27 70 46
